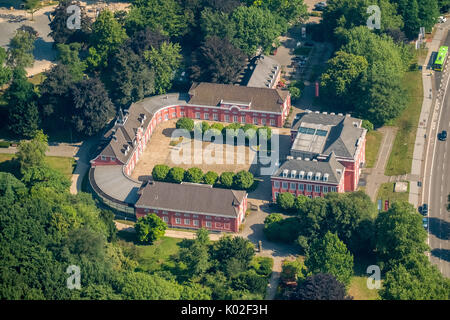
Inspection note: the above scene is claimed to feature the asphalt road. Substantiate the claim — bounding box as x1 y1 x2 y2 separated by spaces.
425 31 450 278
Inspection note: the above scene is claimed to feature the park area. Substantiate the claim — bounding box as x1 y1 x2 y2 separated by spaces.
131 119 266 180
0 152 75 178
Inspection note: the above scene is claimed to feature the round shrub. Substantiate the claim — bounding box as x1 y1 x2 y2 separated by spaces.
232 170 254 190
362 119 374 131
277 192 296 211
152 164 170 181
167 167 185 183
220 171 234 188
203 171 219 185
176 117 194 131
184 167 204 183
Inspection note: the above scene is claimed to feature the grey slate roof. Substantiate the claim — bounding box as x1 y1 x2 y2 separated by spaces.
246 55 281 88
92 165 141 204
135 181 247 217
188 82 289 113
291 111 365 159
272 153 344 184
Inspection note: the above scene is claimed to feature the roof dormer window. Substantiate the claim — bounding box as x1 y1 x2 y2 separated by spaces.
307 172 313 180
290 170 297 178
323 173 329 181
282 169 289 178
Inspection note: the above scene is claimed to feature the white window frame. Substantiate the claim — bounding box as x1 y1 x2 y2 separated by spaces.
253 117 258 125
270 119 275 126
274 181 280 188
290 182 296 189
204 113 209 120
241 116 246 123
282 182 288 189
233 115 238 122
193 220 199 226
298 184 304 191
175 218 181 224
307 184 312 192
206 221 212 228
315 185 320 193
184 219 190 225
213 113 218 120
196 112 201 119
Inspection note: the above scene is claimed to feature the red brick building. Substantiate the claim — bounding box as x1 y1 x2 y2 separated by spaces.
89 84 288 230
271 111 366 200
135 181 247 233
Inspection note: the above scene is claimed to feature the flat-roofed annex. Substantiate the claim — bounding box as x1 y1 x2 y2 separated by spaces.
291 122 332 154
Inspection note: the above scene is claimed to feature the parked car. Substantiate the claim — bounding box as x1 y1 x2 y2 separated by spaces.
422 217 428 229
438 130 447 141
439 16 447 23
421 203 428 215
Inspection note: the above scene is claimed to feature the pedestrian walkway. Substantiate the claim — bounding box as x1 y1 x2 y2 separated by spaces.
363 127 398 201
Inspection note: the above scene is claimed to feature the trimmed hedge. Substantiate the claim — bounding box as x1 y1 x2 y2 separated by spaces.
151 164 254 191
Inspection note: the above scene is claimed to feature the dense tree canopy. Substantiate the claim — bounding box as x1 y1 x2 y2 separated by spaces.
305 232 354 286
135 214 167 244
7 26 37 68
190 36 246 84
6 68 40 138
69 77 115 137
293 273 352 300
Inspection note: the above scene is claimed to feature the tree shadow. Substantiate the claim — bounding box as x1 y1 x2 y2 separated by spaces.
431 248 450 263
33 37 57 62
429 217 450 240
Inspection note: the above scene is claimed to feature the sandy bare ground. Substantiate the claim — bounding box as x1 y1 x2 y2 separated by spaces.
131 119 261 180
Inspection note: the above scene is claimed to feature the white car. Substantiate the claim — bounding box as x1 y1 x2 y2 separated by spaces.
439 16 447 23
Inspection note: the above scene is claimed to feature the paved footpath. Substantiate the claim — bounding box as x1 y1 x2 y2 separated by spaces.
363 127 398 201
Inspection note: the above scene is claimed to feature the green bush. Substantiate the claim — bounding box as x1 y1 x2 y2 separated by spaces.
167 167 185 183
135 213 167 244
276 192 295 211
362 119 374 131
264 217 302 243
203 171 219 185
152 164 170 181
251 257 274 278
176 117 194 131
220 172 234 188
0 141 10 148
184 167 204 183
232 170 254 190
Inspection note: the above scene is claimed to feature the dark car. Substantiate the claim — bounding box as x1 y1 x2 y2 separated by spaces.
438 130 447 141
421 203 428 215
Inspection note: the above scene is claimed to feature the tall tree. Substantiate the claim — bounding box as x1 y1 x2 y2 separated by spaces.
0 47 12 86
87 10 128 69
124 0 188 37
134 213 167 244
144 41 182 94
107 46 155 107
305 231 354 286
230 6 285 56
190 36 246 84
381 253 450 300
375 201 429 271
24 0 40 21
49 0 92 44
320 51 368 112
5 68 39 138
293 273 352 300
39 64 76 131
7 26 38 68
69 77 115 137
56 43 86 81
15 130 48 174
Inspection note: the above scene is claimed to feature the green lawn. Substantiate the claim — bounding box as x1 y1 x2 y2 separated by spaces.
349 276 381 300
385 70 423 176
117 233 183 273
365 130 383 168
0 153 75 179
376 182 410 204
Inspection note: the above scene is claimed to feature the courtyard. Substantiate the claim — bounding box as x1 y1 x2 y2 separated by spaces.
131 119 293 181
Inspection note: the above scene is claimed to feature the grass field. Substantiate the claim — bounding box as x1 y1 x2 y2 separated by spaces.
376 181 410 203
365 130 383 168
385 70 423 176
0 153 75 178
349 276 381 300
